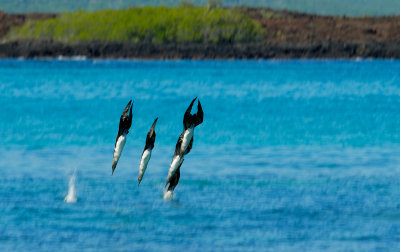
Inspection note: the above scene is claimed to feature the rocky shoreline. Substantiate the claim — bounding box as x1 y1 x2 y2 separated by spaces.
1 40 399 59
1 8 400 59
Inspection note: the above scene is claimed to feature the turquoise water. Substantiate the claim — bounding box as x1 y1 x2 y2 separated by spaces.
1 59 400 251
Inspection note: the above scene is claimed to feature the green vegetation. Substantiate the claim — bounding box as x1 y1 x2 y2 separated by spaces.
1 0 400 16
260 10 281 19
8 6 263 43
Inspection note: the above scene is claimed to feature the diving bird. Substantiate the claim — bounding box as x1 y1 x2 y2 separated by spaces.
138 117 158 186
112 100 133 175
165 97 203 192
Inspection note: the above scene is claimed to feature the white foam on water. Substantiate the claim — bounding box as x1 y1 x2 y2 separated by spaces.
64 168 77 203
163 190 174 200
57 55 87 61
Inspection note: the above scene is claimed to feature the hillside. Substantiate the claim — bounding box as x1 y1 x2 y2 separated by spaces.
1 7 400 59
1 0 400 16
6 7 262 43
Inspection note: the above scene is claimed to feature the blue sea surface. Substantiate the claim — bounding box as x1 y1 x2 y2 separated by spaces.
1 59 400 251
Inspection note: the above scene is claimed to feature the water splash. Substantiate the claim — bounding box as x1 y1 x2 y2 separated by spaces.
64 168 77 203
163 190 174 200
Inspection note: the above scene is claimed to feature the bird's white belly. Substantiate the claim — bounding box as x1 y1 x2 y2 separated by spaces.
139 148 152 179
113 134 127 162
167 155 184 182
181 127 194 153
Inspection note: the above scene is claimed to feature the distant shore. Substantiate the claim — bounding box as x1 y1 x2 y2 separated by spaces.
1 8 400 59
1 40 400 59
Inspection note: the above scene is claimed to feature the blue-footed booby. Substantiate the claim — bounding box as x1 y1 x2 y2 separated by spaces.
165 97 203 192
112 100 133 175
138 118 158 186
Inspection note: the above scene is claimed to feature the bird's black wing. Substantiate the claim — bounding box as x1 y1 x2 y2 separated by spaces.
193 100 203 127
167 163 182 192
144 118 158 151
174 131 184 156
183 97 197 130
115 100 132 147
184 136 193 155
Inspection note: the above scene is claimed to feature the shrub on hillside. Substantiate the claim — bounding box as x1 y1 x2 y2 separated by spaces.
8 6 263 43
